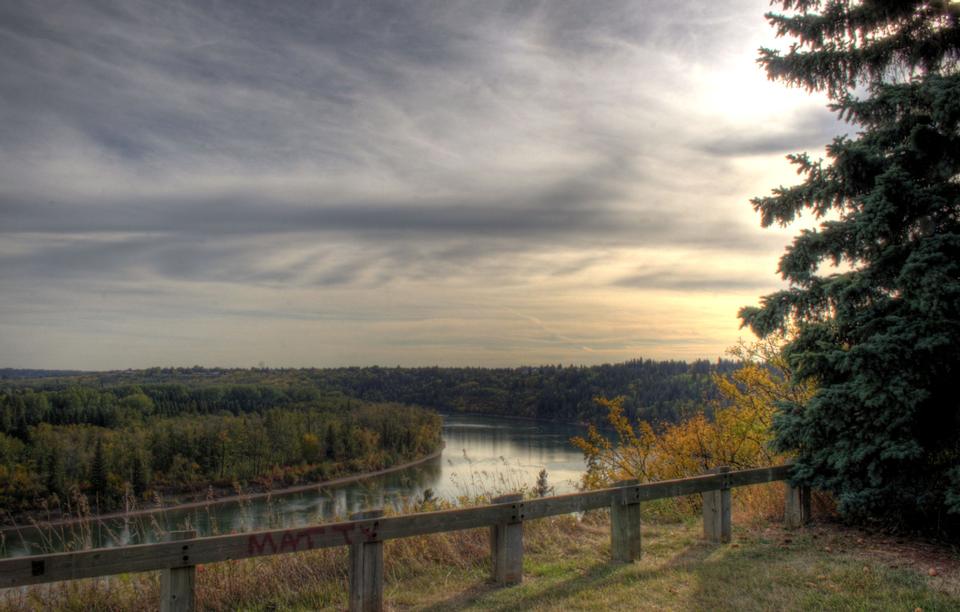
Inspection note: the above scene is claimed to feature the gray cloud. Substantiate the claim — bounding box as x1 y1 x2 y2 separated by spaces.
697 108 849 157
0 188 771 245
0 0 813 367
612 270 782 292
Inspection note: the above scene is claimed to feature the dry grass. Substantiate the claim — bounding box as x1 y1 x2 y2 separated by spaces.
0 509 588 611
0 475 941 611
3 505 958 611
391 518 960 612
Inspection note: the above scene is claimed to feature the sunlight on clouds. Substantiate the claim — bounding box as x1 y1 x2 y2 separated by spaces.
0 0 839 368
0 242 787 368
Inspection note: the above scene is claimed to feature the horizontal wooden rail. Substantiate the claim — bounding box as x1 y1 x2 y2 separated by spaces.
0 464 805 611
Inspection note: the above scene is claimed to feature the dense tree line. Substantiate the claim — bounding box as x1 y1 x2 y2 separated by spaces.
0 369 85 380
0 383 338 434
0 384 441 515
308 360 739 424
6 360 740 425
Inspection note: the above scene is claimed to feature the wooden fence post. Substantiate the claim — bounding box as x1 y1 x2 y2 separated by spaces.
784 482 811 529
160 530 197 612
490 493 524 585
349 509 384 612
702 466 731 543
610 479 641 562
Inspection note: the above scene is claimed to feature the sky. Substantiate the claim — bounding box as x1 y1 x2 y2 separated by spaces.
0 0 844 370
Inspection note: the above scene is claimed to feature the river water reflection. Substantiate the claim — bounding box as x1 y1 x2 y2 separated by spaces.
2 413 586 556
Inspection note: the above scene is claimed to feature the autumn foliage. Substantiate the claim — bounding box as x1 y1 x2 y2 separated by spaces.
572 338 815 516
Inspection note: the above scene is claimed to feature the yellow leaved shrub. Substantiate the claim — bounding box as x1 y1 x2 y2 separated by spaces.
572 336 815 519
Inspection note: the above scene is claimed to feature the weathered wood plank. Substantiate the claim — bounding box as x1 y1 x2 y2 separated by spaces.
727 464 792 487
702 467 732 543
349 510 384 612
490 494 523 585
610 479 641 563
784 483 811 529
0 505 513 587
160 530 196 612
0 516 377 587
522 467 788 520
379 502 518 540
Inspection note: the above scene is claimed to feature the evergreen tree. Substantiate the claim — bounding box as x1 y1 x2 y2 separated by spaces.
131 453 147 497
325 423 338 461
741 1 960 529
13 412 30 442
90 438 108 497
45 449 65 498
0 401 12 434
535 468 553 497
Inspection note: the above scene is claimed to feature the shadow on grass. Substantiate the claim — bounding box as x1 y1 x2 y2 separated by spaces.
409 526 958 611
417 579 500 612
418 561 620 612
419 541 722 611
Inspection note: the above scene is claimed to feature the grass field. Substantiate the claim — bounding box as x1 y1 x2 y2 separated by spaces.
387 520 959 612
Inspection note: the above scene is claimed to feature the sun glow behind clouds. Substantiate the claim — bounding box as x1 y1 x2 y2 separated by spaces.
0 0 842 369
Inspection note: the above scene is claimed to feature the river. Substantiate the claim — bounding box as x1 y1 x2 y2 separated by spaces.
1 413 586 557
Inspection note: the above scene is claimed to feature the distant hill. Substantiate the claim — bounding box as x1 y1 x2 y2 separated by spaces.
0 368 87 380
0 359 740 425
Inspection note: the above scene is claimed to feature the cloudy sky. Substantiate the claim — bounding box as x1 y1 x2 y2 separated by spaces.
0 0 842 369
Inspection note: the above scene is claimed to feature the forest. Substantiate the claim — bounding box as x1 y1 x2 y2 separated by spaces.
0 359 740 517
0 383 441 516
310 360 742 423
5 358 739 425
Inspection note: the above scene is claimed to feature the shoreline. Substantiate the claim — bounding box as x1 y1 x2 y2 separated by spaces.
436 409 589 429
4 411 586 533
2 445 444 533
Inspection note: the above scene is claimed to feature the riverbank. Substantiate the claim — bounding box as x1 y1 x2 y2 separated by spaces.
435 409 589 429
1 445 444 532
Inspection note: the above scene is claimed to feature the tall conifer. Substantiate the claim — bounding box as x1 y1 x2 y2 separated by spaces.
90 438 108 497
742 1 960 528
131 453 147 497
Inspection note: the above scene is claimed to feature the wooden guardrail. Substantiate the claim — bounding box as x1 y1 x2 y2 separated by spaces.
0 464 809 612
